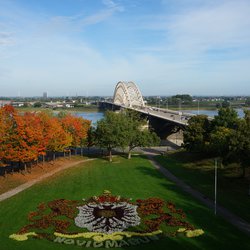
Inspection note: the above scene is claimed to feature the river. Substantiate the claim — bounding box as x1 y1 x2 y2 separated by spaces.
181 108 250 118
72 108 250 125
74 112 104 125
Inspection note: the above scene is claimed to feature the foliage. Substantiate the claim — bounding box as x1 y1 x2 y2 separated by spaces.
94 111 160 161
212 108 238 129
183 108 250 176
183 115 210 152
229 110 250 177
33 102 42 108
171 94 193 104
121 110 160 159
60 113 91 149
0 105 91 165
95 111 126 161
245 97 250 106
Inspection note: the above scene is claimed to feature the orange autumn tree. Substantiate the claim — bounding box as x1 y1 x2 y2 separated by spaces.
0 106 47 170
38 111 54 163
45 117 72 161
0 105 20 163
16 112 45 165
60 114 91 155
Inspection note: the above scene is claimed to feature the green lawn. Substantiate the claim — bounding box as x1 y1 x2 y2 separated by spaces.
0 155 249 250
154 151 250 223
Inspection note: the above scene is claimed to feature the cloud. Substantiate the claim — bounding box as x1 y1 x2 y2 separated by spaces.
0 32 14 45
145 0 250 57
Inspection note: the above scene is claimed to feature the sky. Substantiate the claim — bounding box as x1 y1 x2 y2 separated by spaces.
0 0 250 97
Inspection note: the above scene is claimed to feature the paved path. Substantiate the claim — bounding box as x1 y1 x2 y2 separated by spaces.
144 151 250 236
0 159 94 202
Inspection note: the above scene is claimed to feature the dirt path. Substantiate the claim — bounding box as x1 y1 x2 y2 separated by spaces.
0 158 94 202
143 150 250 236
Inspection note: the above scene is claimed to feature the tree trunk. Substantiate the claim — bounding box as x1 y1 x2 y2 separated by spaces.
128 151 131 159
81 147 83 156
109 150 112 162
75 148 77 155
53 153 56 162
42 155 45 165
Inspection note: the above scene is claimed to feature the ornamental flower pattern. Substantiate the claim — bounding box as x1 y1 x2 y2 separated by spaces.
9 190 204 248
75 202 140 234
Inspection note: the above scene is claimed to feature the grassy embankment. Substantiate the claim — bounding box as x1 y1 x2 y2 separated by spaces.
15 105 101 113
0 155 249 250
154 151 250 223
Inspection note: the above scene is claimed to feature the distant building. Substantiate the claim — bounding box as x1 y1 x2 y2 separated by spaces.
0 100 12 107
43 92 48 99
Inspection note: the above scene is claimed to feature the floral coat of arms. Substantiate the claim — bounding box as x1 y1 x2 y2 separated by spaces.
9 190 204 248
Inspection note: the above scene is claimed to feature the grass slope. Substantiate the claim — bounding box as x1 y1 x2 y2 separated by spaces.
0 155 249 250
154 151 250 223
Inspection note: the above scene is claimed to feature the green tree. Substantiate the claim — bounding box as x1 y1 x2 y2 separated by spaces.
221 100 230 108
121 111 160 159
33 102 42 108
183 115 210 152
229 110 250 177
207 107 238 163
245 97 250 106
95 111 160 161
212 107 238 129
95 111 126 162
210 126 234 163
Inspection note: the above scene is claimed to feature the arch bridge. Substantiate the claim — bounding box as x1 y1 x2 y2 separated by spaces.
113 81 145 108
100 81 197 141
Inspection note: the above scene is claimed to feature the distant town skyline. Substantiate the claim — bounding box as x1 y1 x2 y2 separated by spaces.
1 0 250 97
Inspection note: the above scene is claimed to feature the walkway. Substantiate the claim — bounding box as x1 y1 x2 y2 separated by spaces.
0 158 94 202
143 149 250 236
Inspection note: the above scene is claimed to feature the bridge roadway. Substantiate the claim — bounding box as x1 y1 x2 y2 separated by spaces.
102 101 198 126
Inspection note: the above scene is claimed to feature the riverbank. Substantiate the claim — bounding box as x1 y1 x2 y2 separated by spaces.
16 106 102 113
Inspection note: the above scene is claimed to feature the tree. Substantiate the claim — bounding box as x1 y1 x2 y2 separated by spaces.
95 111 160 161
60 114 91 155
209 126 234 163
0 107 44 170
221 100 230 108
15 112 45 167
121 111 160 159
229 110 250 177
0 105 20 163
95 111 125 162
212 107 238 129
245 98 250 106
183 115 210 152
33 102 42 108
45 117 72 161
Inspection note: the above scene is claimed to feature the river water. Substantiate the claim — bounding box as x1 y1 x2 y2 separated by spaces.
181 108 250 118
75 112 104 125
72 108 250 125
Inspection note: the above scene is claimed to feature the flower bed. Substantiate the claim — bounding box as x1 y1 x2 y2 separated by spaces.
9 190 204 248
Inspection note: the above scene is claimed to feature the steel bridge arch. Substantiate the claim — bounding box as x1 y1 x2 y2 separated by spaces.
113 81 145 108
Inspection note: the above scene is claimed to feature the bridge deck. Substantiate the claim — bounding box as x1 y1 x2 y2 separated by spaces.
101 101 201 126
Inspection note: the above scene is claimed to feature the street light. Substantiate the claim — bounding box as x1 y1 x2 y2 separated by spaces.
214 158 218 215
179 99 182 113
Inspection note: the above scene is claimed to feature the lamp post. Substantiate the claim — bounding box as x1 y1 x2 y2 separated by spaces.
214 158 218 215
